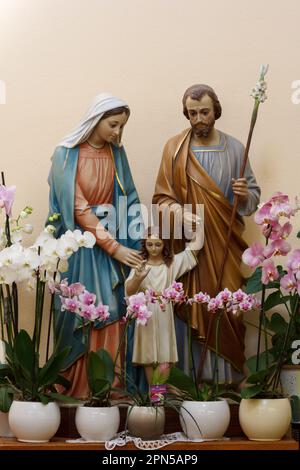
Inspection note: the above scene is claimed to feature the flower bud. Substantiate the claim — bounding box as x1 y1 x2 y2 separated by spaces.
45 225 56 234
20 211 28 219
23 224 33 234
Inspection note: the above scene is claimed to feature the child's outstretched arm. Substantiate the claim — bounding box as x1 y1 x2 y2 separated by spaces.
125 260 151 296
185 217 204 254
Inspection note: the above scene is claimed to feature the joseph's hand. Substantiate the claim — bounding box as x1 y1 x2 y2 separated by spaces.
231 178 249 202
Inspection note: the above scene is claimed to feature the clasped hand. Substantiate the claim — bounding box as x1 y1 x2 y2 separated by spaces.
231 177 249 201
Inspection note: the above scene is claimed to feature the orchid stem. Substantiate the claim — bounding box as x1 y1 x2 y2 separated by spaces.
187 310 198 398
212 310 222 397
256 283 267 371
45 262 59 361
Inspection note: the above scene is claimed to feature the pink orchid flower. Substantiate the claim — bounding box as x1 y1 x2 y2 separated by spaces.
79 290 96 306
254 202 272 225
286 249 300 272
280 270 297 293
242 242 265 267
269 221 293 241
0 184 16 217
261 259 280 284
263 239 291 258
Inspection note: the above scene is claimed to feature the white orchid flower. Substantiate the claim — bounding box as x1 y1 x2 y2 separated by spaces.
72 229 96 248
0 244 24 268
42 238 59 258
0 266 17 284
56 236 78 259
22 248 41 270
34 229 54 247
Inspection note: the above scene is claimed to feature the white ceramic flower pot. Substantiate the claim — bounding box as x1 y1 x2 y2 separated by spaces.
127 406 165 439
8 401 61 442
0 411 14 437
180 400 230 439
239 398 292 441
75 405 120 441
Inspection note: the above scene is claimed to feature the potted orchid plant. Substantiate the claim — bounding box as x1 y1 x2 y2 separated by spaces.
124 283 256 440
238 191 299 440
50 279 122 442
0 176 96 442
157 282 257 439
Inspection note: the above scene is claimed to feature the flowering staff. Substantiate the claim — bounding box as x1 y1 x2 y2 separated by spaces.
217 64 268 292
198 65 269 381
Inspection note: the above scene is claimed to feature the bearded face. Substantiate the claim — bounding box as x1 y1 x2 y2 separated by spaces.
191 114 215 138
185 95 216 138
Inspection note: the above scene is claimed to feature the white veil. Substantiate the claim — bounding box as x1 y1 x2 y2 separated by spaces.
57 93 129 148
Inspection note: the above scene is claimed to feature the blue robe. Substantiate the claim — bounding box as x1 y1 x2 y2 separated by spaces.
48 143 146 390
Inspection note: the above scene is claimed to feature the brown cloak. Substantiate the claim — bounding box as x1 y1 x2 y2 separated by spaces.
153 128 248 372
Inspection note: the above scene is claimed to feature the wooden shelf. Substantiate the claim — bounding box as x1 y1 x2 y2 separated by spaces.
0 436 298 451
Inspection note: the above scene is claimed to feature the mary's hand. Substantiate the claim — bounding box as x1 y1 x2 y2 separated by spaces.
112 245 143 268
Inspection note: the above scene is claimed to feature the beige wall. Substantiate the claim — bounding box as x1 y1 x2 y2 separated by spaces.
1 0 299 360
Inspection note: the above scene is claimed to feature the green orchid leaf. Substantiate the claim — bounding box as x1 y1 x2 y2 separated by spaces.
87 352 106 385
297 230 300 239
244 267 263 293
268 312 288 334
14 330 36 382
92 378 111 397
87 351 114 395
0 386 13 413
167 366 199 400
245 351 275 374
241 384 263 398
38 347 71 388
38 393 50 405
94 348 115 384
264 291 290 312
246 368 271 384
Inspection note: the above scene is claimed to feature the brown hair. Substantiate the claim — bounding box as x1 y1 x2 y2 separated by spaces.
140 227 174 267
182 84 222 120
101 106 130 120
